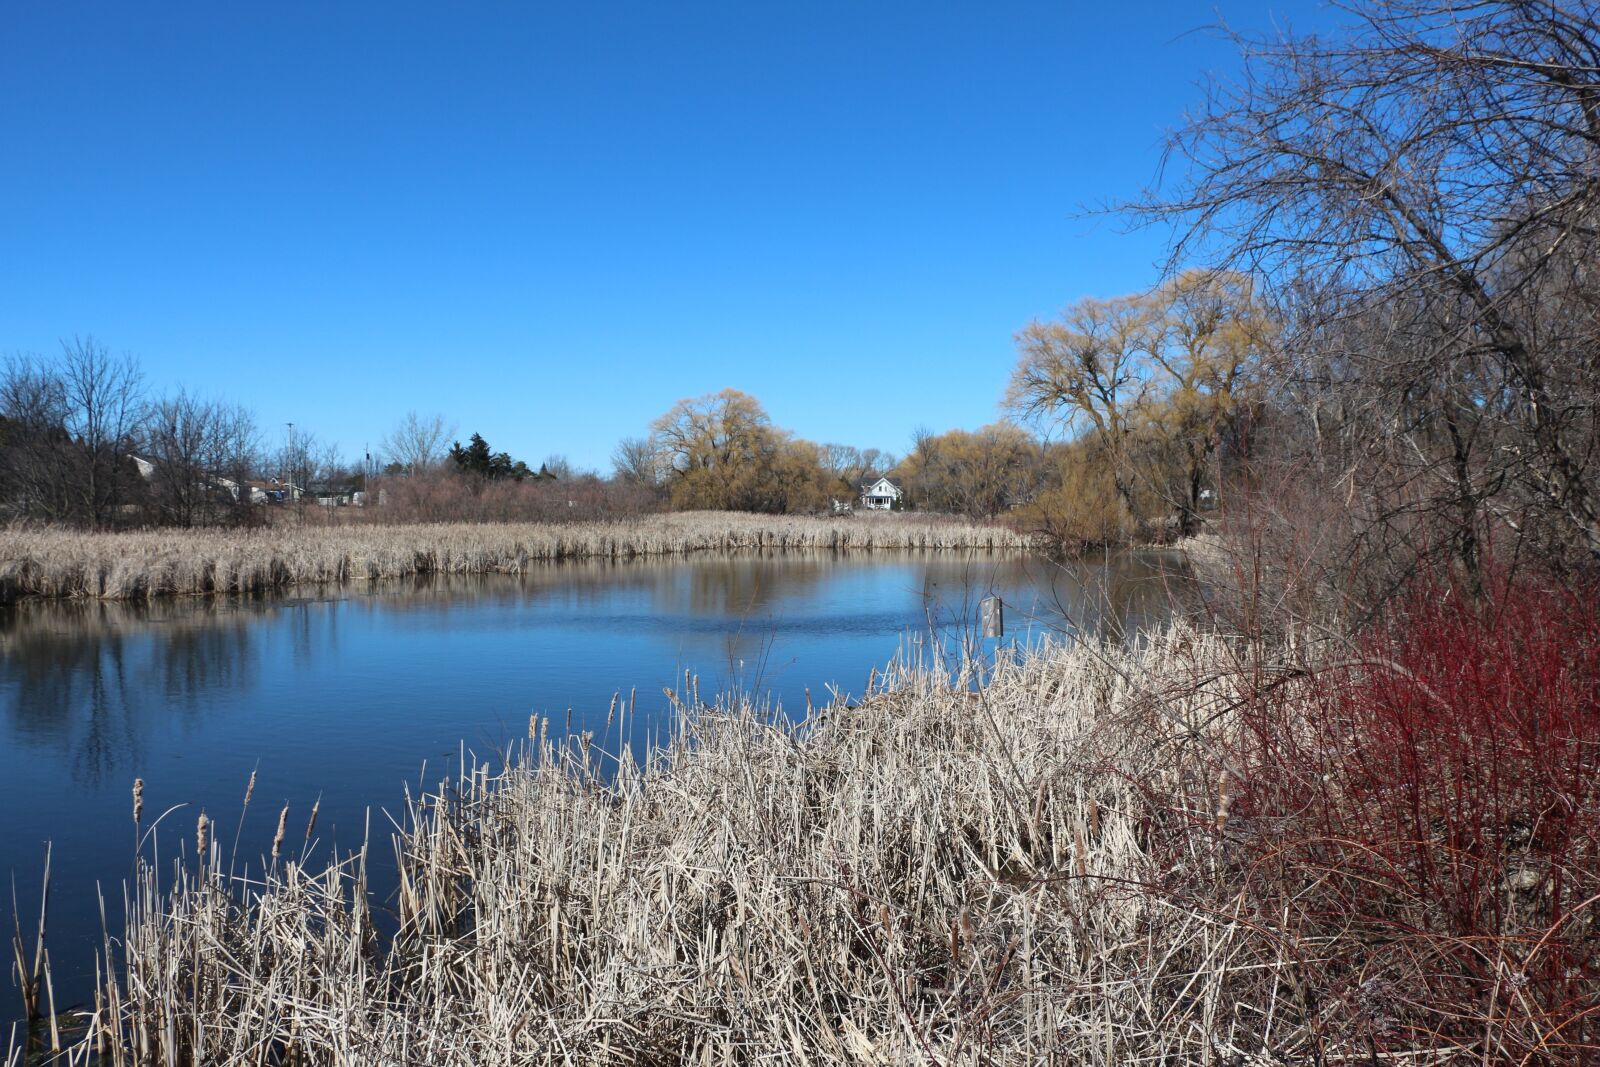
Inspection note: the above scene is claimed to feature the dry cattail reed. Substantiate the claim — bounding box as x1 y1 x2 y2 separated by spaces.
1215 770 1233 832
271 804 289 861
0 514 1030 605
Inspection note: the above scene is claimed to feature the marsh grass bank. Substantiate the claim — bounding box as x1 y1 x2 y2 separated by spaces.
0 512 1031 604
44 634 1207 1064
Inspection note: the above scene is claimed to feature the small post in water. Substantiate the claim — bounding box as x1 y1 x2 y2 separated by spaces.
980 595 1004 638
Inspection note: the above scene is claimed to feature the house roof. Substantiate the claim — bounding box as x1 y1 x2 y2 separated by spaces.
858 476 904 493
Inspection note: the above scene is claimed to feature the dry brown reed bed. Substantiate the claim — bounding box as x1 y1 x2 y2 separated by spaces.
0 512 1031 604
37 629 1345 1066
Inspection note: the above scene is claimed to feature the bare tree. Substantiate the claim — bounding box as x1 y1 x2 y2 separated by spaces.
59 337 144 527
1009 293 1153 518
274 426 345 516
819 443 860 491
381 411 454 476
819 444 898 499
1135 0 1600 573
0 355 73 520
612 435 664 487
144 391 258 527
896 424 1042 519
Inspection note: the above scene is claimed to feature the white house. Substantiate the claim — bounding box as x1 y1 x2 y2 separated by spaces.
859 476 903 511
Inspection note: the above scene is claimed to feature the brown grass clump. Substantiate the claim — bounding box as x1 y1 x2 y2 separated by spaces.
0 512 1030 604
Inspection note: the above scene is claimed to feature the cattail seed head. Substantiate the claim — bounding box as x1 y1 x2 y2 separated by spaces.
243 770 257 809
196 811 210 859
1215 770 1233 832
271 804 289 861
132 778 144 824
304 797 320 842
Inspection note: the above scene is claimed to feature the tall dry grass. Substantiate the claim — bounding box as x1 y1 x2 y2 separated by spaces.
0 512 1030 604
48 627 1325 1066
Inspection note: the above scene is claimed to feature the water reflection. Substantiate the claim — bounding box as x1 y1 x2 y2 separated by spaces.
0 551 1189 783
2 602 260 784
0 551 1187 780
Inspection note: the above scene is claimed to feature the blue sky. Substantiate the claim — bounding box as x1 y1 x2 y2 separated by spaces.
1 1 1331 473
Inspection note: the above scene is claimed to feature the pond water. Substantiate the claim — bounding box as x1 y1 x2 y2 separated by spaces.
0 547 1185 1017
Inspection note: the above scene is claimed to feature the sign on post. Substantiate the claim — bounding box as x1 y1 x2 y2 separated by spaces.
980 595 1004 638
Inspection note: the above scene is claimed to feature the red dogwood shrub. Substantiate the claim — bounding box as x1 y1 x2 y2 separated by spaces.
1226 578 1600 1062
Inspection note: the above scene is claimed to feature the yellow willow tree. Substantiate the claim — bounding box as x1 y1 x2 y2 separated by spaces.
649 388 829 514
1142 271 1274 533
898 423 1042 518
1008 271 1273 539
1008 293 1151 525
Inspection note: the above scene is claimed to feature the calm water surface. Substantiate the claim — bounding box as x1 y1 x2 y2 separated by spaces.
0 548 1183 1012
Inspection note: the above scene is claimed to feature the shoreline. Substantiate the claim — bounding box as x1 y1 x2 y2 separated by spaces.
0 511 1034 605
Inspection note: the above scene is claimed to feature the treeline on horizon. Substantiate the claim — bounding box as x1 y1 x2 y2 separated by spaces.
1 268 1265 545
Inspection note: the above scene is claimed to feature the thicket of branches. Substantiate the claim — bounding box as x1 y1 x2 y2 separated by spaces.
0 339 261 529
1134 0 1600 611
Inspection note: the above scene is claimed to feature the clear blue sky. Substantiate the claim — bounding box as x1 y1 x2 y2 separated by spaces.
1 1 1330 473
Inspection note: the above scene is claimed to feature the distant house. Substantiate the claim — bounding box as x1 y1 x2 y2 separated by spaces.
310 483 361 507
859 476 903 511
241 479 302 505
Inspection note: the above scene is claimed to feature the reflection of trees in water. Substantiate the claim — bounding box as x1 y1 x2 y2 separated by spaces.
159 618 259 710
673 557 826 618
0 600 262 785
333 550 1184 653
334 554 838 621
906 550 1193 643
0 550 1187 784
999 550 1194 640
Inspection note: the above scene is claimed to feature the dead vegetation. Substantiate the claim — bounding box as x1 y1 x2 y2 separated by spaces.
0 512 1029 604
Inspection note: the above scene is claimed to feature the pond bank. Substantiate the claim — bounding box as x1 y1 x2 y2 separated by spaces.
0 512 1032 604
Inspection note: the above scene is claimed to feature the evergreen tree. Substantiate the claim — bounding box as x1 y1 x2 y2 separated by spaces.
450 433 535 481
450 433 495 477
